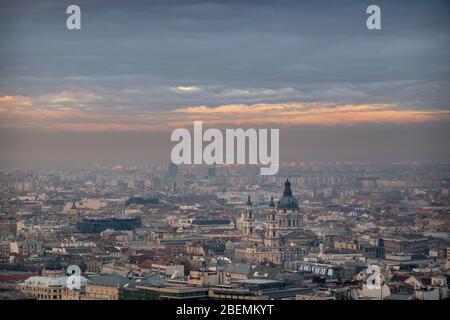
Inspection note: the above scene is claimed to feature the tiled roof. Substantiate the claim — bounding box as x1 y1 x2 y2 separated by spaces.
224 263 252 275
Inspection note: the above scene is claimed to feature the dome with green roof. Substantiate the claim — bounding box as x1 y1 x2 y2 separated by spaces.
277 179 299 210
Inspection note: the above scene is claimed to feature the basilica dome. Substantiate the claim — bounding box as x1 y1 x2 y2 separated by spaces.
277 179 299 210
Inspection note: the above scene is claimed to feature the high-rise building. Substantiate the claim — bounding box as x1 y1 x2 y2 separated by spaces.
167 162 178 180
208 167 216 177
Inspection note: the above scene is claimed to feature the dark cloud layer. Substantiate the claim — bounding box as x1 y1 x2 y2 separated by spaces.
1 0 449 108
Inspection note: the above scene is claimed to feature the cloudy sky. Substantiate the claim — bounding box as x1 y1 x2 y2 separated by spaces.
0 0 449 169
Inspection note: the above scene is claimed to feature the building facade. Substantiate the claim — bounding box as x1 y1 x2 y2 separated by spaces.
235 179 317 265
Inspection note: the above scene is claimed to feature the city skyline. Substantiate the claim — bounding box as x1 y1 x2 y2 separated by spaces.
1 162 449 301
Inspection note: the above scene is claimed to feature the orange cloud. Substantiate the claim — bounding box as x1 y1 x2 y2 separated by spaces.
1 93 449 132
0 95 32 108
49 122 165 132
172 103 450 127
174 103 289 114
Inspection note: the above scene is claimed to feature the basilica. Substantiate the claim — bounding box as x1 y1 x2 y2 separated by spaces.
234 179 317 265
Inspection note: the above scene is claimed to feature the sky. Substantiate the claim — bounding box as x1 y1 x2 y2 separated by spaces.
0 0 449 169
